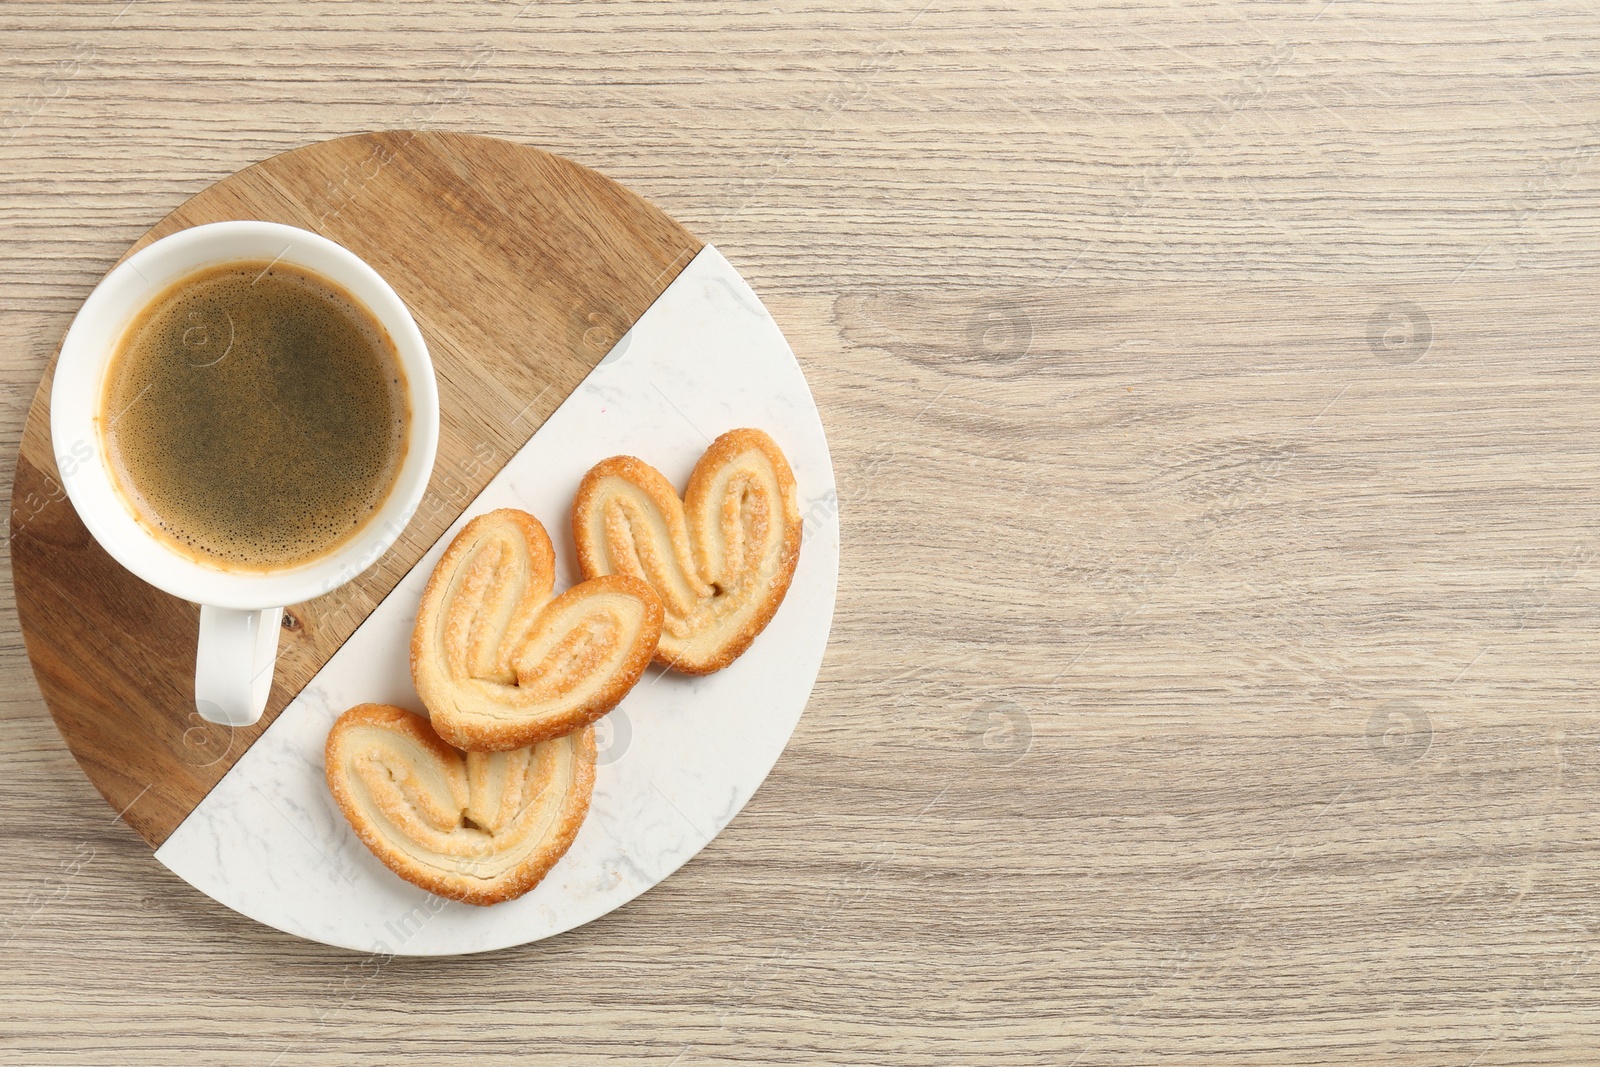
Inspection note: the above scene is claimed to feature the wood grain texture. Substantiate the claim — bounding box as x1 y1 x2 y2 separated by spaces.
5 1 1600 1064
9 130 700 847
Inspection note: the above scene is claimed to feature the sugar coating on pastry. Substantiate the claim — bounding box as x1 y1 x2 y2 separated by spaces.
411 508 663 752
571 428 801 675
324 703 596 907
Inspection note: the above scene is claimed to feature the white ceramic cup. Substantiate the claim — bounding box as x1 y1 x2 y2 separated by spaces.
50 220 440 728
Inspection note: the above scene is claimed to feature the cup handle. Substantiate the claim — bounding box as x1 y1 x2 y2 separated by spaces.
195 605 282 727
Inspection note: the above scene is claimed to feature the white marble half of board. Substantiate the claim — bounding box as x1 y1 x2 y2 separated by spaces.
155 246 840 955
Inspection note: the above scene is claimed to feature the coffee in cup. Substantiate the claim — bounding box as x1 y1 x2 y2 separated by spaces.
100 260 410 571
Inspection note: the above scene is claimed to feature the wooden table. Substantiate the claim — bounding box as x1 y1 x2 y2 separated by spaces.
4 2 1600 1062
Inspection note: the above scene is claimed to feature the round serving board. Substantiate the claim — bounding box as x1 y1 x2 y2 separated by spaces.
10 132 840 954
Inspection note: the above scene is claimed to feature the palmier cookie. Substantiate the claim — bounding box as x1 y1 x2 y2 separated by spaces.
572 428 801 675
411 508 662 752
325 704 595 906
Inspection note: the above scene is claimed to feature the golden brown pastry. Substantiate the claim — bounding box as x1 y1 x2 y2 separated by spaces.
324 703 595 906
411 508 662 752
572 428 801 675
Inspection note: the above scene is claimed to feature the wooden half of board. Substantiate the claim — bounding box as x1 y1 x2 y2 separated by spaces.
9 131 702 848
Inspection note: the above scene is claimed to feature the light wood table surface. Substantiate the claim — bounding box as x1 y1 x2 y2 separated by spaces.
5 2 1600 1063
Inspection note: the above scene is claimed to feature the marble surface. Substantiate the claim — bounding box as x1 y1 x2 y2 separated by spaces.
154 246 839 955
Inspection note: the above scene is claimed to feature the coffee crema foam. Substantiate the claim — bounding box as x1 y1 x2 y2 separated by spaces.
100 259 409 571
